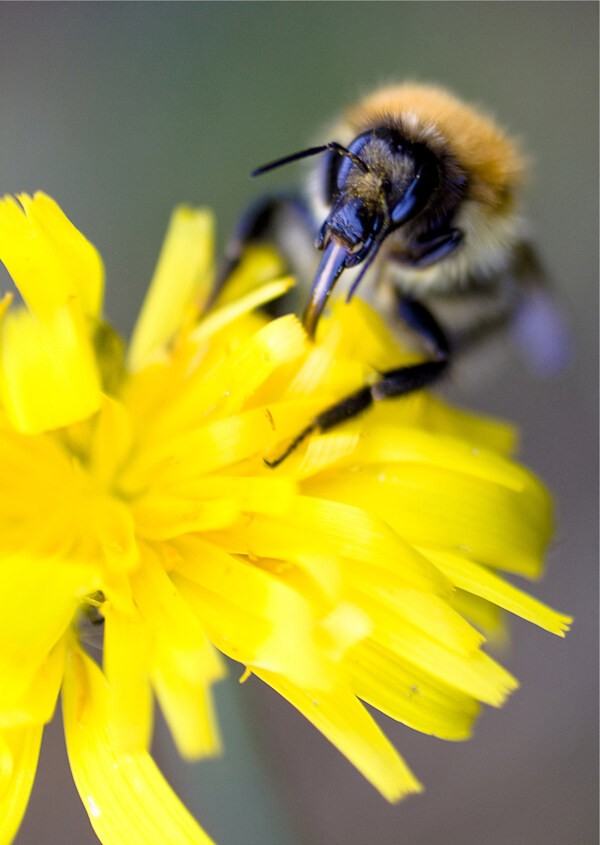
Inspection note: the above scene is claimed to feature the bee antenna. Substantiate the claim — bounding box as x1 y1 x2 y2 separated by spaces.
252 142 369 177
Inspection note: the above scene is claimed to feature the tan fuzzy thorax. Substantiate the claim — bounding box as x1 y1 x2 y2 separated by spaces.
345 83 526 212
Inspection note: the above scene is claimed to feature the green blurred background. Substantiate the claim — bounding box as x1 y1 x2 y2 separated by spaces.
2 3 597 844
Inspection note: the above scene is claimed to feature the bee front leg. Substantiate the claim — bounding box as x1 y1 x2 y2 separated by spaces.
265 297 450 468
206 193 315 312
396 226 463 269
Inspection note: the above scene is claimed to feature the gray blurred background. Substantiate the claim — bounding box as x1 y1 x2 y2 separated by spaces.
1 3 597 844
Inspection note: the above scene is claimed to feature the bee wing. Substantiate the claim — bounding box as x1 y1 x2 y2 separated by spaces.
507 242 572 376
510 285 572 375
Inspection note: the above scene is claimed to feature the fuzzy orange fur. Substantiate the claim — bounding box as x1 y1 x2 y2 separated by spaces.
345 84 526 212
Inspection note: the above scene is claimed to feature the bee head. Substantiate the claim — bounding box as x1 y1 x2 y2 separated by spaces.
307 130 440 334
252 130 440 335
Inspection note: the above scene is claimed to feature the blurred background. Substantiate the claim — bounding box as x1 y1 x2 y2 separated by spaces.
1 3 597 844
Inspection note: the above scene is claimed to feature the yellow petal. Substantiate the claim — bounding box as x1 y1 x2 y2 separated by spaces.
122 317 308 482
0 303 102 433
133 477 298 543
450 589 509 645
318 601 372 663
151 653 223 761
0 722 44 844
0 192 103 318
209 243 287 307
325 299 409 372
346 638 480 740
290 427 361 478
0 637 65 728
133 494 241 541
102 607 153 752
255 668 422 802
126 404 311 487
188 277 295 346
131 545 227 671
344 567 484 656
199 314 308 417
127 207 214 373
0 425 76 537
382 392 518 455
351 425 531 491
163 475 297 517
126 546 226 758
0 195 103 430
304 464 552 577
93 495 139 573
0 293 13 321
89 396 134 487
172 536 331 689
63 647 216 845
421 547 572 635
0 554 88 707
100 570 137 616
290 553 342 599
280 326 368 401
372 617 518 707
206 496 448 595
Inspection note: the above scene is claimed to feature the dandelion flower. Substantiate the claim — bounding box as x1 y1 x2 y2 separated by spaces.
0 193 571 844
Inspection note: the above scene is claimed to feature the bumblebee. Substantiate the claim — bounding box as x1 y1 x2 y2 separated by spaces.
214 83 567 465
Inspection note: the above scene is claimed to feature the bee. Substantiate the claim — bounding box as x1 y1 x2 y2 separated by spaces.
213 83 568 465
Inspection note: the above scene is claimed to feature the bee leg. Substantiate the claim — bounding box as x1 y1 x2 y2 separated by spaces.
206 193 315 312
265 297 450 467
396 293 450 358
398 227 463 269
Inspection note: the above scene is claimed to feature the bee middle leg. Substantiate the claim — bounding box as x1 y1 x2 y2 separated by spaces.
265 296 450 468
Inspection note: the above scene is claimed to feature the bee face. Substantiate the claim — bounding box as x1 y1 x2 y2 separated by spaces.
325 130 426 208
320 129 442 248
292 84 526 332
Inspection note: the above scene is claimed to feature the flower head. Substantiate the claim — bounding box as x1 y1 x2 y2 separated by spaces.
0 193 571 844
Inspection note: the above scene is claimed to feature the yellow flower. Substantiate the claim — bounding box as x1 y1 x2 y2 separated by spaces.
0 193 571 844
